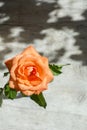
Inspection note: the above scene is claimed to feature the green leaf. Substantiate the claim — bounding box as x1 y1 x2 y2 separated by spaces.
4 83 17 99
30 92 47 108
3 72 9 77
49 64 62 76
0 88 3 107
49 64 70 76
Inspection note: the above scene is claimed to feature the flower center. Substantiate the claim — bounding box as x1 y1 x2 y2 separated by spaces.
25 66 39 77
26 66 41 86
30 67 37 75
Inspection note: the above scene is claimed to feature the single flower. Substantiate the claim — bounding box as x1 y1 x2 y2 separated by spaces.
5 46 54 96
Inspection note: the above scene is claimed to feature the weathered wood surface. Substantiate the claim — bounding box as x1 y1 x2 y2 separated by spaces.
0 0 87 130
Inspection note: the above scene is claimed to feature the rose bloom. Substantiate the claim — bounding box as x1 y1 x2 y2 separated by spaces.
5 46 53 96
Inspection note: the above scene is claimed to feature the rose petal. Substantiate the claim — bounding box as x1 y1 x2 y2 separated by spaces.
22 90 34 96
9 77 19 91
10 64 18 81
29 75 42 86
5 58 13 71
21 46 41 58
18 83 32 91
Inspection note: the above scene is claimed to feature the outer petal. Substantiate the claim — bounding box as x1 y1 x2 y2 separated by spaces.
35 77 48 90
46 69 54 83
10 63 18 81
5 58 13 71
18 77 47 91
41 57 54 82
12 54 22 65
29 77 48 91
22 90 34 96
21 78 48 96
4 54 22 71
21 46 41 58
18 83 32 91
17 55 35 66
9 77 19 91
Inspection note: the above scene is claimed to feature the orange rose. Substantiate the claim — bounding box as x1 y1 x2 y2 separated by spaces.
5 46 53 96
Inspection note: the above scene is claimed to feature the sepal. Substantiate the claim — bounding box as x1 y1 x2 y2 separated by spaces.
49 64 70 76
30 92 47 108
4 83 17 99
3 72 9 77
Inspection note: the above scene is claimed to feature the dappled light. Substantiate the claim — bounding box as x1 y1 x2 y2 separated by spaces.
0 1 87 129
47 0 87 23
0 1 10 24
34 27 81 64
0 0 87 70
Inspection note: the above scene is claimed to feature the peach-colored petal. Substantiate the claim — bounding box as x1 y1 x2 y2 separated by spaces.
29 77 48 91
18 55 36 65
12 54 22 65
10 64 18 81
35 84 48 95
29 75 42 86
16 65 27 79
41 57 48 65
17 77 29 85
9 77 19 91
18 83 32 91
46 69 54 83
4 58 13 71
4 54 21 71
21 46 41 58
9 80 15 89
22 90 34 96
18 77 47 92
